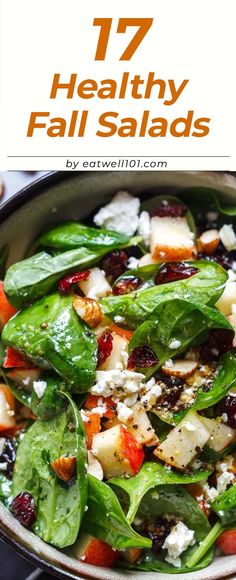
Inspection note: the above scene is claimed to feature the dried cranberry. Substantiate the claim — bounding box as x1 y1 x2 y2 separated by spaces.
151 202 187 218
0 438 16 478
141 517 173 552
158 376 183 408
97 331 113 367
113 276 142 295
155 262 198 285
128 346 158 369
215 395 236 428
101 250 128 283
58 270 90 294
11 492 36 527
200 329 234 363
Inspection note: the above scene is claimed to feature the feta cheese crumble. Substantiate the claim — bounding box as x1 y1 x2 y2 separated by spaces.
114 315 125 324
162 521 195 567
94 191 140 237
219 224 236 251
137 211 151 247
126 256 140 270
91 369 145 401
116 401 134 423
169 339 181 349
33 380 47 399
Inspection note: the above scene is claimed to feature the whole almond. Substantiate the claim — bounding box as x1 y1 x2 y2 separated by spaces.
51 455 76 481
73 295 103 328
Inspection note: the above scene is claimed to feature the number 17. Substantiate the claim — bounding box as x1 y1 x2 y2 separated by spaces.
93 18 153 61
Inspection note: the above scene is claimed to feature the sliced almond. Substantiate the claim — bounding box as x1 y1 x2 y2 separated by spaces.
51 455 76 481
162 359 198 379
197 229 220 255
73 295 103 328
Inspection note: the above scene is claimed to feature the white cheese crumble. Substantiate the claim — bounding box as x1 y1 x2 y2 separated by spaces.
116 401 134 423
127 256 140 270
202 482 218 501
169 339 181 349
164 359 174 368
219 224 236 251
80 410 90 423
91 369 145 400
137 211 151 247
33 380 47 399
22 376 30 386
217 471 234 493
140 383 162 408
162 521 195 565
94 191 140 237
114 315 125 324
216 456 235 493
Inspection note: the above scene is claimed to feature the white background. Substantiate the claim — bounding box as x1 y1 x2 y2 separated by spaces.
0 0 235 170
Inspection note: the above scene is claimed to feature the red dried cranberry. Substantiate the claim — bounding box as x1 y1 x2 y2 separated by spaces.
0 438 16 478
11 492 36 527
155 262 198 285
128 346 158 369
216 395 236 428
200 329 234 363
97 331 113 367
158 376 183 408
141 517 173 552
58 270 90 294
101 250 128 283
151 202 187 218
113 276 142 295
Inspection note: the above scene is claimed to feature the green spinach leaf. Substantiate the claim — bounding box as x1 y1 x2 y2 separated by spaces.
3 249 109 309
2 293 98 391
133 485 212 572
39 222 131 251
211 484 236 525
110 461 212 523
12 400 87 548
128 298 232 378
101 261 228 328
81 475 151 550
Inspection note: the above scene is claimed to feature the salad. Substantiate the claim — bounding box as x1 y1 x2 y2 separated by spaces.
1 188 236 574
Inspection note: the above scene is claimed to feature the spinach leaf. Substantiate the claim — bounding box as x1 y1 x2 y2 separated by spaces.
39 222 131 251
101 261 228 328
180 188 236 218
211 484 236 525
2 293 98 391
123 548 213 574
148 412 172 440
31 372 67 419
133 485 212 572
12 400 87 548
128 298 232 378
81 475 151 550
190 351 236 412
4 249 102 308
110 461 212 523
